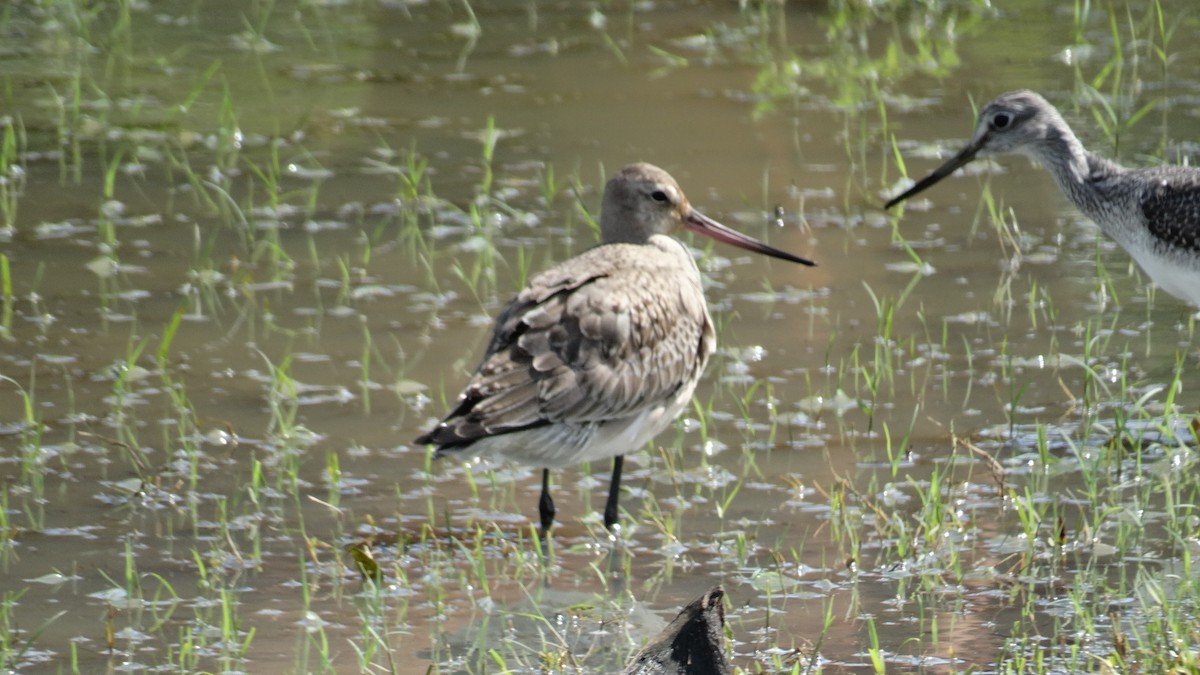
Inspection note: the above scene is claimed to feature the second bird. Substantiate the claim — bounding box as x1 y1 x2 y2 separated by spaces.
886 90 1200 309
416 162 814 536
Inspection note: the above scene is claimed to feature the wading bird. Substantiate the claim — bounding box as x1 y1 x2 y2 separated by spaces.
416 163 814 536
621 586 731 675
885 90 1200 308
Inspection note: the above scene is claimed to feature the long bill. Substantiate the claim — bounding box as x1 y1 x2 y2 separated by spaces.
884 142 981 209
683 210 816 267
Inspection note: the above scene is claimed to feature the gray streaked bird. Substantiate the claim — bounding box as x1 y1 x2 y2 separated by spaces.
885 89 1200 308
621 586 731 675
416 163 814 536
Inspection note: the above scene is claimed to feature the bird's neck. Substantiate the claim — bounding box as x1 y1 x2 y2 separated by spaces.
1032 127 1125 225
599 210 652 245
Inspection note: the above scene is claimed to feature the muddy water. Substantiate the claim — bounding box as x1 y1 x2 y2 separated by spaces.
2 0 1199 672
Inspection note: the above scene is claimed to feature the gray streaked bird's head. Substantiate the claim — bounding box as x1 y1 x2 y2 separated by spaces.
969 90 1071 158
886 90 1076 209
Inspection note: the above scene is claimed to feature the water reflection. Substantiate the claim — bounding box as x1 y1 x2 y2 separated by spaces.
0 0 1198 672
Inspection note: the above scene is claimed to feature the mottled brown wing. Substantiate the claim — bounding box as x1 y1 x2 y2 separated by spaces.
1137 167 1200 254
415 243 712 449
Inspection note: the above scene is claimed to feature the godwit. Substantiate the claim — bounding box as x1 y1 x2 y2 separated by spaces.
621 586 731 675
885 90 1200 308
415 162 814 535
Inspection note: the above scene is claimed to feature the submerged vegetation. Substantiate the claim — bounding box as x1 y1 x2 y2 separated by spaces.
0 0 1197 672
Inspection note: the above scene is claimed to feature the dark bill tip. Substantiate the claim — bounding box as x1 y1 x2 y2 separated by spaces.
884 144 980 209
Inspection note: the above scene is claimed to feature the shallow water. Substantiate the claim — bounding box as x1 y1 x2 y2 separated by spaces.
1 0 1199 673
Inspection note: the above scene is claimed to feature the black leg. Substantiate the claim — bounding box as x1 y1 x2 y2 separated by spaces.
603 455 624 533
538 469 556 535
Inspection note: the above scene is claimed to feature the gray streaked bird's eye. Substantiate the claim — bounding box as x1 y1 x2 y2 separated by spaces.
650 190 670 203
992 112 1012 130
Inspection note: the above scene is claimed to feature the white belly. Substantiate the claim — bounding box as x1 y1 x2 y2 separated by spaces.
452 380 698 469
1127 247 1200 308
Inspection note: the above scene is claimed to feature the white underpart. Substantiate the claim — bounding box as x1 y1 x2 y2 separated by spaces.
1126 246 1200 308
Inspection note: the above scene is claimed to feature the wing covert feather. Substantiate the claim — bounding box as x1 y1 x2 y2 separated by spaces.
1136 167 1200 254
417 242 714 449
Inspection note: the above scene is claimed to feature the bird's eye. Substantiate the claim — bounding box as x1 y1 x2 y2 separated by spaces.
650 190 670 203
991 112 1012 130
